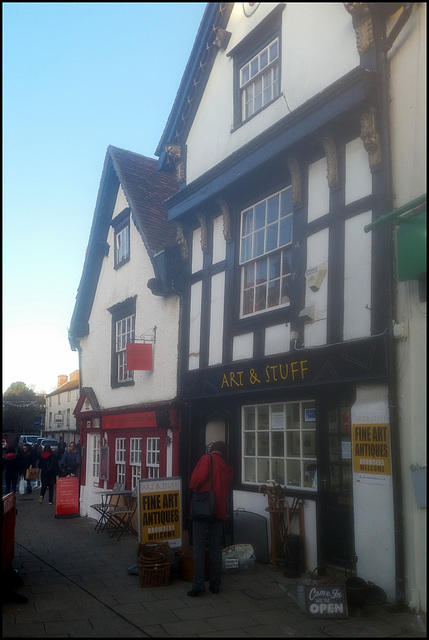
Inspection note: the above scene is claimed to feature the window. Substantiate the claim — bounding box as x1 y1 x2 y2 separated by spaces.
67 390 71 401
116 314 135 382
109 297 136 387
146 438 160 479
66 409 70 427
115 224 130 265
115 438 126 485
111 208 131 267
92 435 100 480
240 37 280 122
130 437 142 489
240 187 293 317
242 401 317 490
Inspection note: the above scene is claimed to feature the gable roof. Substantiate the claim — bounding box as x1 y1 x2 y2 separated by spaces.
69 146 178 348
156 2 233 172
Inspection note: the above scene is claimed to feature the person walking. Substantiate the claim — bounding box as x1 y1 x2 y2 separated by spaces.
37 445 60 504
3 445 23 495
20 443 36 494
60 442 81 476
187 441 233 597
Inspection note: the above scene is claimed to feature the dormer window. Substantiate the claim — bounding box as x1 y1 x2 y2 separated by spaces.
111 208 130 268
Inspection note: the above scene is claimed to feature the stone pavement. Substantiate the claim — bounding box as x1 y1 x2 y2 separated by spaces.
2 490 426 638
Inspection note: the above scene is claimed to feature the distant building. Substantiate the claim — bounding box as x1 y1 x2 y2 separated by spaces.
45 371 80 444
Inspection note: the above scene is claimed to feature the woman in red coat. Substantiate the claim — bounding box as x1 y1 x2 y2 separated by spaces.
188 441 233 597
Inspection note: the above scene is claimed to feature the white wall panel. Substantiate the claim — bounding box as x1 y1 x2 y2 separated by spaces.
345 137 372 205
343 211 372 340
189 280 202 370
208 271 225 366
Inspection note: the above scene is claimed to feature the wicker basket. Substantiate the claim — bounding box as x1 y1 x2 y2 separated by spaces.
138 551 171 588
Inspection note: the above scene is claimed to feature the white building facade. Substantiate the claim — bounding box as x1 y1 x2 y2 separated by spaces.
156 2 426 610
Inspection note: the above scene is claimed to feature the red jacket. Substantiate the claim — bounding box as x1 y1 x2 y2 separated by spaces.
189 452 234 520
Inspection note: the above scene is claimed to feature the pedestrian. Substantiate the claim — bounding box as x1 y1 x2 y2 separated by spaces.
37 445 60 504
187 441 234 597
20 443 36 494
57 440 67 459
3 445 23 495
60 442 81 476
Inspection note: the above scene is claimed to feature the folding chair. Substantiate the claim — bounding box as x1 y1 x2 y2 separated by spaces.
90 482 125 532
103 486 138 540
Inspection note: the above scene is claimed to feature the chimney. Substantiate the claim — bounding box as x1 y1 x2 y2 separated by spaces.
57 375 68 388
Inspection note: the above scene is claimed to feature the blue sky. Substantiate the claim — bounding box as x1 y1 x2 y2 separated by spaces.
2 2 206 394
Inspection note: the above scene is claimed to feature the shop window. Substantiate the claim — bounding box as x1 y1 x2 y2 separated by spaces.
115 437 126 485
130 437 142 489
146 437 160 479
242 401 317 490
240 187 293 317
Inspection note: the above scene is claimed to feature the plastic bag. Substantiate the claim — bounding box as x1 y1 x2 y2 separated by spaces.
19 476 26 494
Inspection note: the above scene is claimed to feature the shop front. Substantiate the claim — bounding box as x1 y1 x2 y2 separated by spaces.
181 333 395 599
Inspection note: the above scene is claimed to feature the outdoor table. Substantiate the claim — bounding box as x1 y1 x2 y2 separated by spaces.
92 489 133 533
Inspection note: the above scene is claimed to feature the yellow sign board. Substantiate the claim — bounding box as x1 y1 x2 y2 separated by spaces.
138 477 182 547
352 423 391 477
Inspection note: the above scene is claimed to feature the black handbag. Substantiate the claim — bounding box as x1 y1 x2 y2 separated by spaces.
191 454 216 521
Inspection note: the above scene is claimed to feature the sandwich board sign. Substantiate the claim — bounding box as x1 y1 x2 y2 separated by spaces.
138 477 182 548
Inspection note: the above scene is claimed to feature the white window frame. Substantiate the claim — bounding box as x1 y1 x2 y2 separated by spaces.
242 401 317 490
115 437 126 485
92 434 100 480
146 437 160 479
239 187 293 317
115 223 130 266
130 437 142 489
116 314 135 382
240 37 279 122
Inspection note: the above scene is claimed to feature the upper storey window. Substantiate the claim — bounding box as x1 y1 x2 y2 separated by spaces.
231 6 283 128
240 187 293 317
240 37 279 122
111 208 130 268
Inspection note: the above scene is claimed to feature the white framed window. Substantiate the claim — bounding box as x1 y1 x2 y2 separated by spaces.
115 224 130 265
240 187 293 317
240 37 279 122
66 409 70 427
115 438 126 485
130 437 142 489
146 437 160 479
92 434 100 480
116 314 135 382
242 401 317 490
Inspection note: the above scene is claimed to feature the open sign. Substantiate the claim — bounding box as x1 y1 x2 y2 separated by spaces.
305 584 348 618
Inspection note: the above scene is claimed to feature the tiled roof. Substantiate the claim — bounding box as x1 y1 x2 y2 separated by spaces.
109 146 178 255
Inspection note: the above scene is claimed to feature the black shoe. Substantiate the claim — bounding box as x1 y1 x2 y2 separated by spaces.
187 589 204 597
25 490 32 494
209 586 220 594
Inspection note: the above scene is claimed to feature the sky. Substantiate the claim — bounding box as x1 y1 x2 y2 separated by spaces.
2 2 206 394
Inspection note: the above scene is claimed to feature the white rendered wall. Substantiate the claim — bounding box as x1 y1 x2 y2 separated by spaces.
208 271 225 366
186 3 359 183
343 211 372 340
80 186 179 408
388 3 426 613
304 228 329 348
352 385 395 603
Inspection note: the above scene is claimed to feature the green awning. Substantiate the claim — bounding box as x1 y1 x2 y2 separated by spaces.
364 194 426 281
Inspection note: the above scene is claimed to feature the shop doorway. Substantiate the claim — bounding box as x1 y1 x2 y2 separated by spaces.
318 398 355 572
